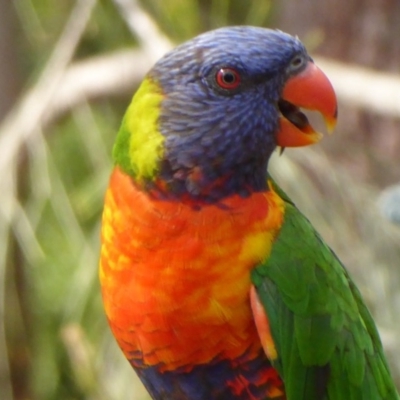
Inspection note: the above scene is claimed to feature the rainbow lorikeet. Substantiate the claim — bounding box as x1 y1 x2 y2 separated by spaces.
99 27 399 399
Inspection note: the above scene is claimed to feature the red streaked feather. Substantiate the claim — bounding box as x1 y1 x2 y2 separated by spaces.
250 285 278 361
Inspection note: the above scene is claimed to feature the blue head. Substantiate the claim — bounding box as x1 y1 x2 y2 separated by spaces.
147 27 309 202
115 27 337 202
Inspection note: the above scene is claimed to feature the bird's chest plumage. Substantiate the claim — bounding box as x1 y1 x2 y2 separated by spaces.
100 167 284 373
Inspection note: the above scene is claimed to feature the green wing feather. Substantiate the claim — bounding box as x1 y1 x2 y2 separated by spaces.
251 179 399 400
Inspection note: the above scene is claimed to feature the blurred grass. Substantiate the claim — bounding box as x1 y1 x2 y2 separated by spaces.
1 1 400 400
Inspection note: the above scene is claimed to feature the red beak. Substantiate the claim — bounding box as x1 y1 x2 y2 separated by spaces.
276 61 337 148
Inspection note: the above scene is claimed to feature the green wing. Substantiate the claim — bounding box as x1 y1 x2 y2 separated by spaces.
251 180 399 400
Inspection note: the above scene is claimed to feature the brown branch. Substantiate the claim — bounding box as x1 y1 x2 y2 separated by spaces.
315 56 400 118
43 49 153 124
9 51 400 138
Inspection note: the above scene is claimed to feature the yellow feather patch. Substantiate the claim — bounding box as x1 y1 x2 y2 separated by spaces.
239 190 284 265
240 230 274 264
125 78 165 181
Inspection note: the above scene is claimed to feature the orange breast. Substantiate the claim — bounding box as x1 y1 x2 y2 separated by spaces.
99 167 284 371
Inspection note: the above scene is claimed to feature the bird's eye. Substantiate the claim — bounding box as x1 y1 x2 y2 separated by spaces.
288 55 306 73
291 56 303 67
215 68 241 90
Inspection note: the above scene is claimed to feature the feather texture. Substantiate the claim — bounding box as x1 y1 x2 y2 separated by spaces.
100 167 286 398
251 180 399 399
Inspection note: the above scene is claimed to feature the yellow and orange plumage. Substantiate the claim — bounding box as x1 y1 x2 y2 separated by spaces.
101 167 284 376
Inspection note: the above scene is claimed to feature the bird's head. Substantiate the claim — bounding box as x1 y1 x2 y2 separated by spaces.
113 26 337 203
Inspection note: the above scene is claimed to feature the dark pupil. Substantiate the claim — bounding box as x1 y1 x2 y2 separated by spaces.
292 57 302 66
223 71 235 83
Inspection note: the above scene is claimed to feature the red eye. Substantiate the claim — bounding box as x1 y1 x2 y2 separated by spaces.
216 68 241 90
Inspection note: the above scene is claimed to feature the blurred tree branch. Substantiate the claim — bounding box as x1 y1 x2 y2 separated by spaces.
315 57 400 118
0 0 97 172
112 0 172 61
43 49 153 124
2 50 400 178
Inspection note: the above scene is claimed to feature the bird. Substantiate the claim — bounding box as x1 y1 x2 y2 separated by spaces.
99 26 399 399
